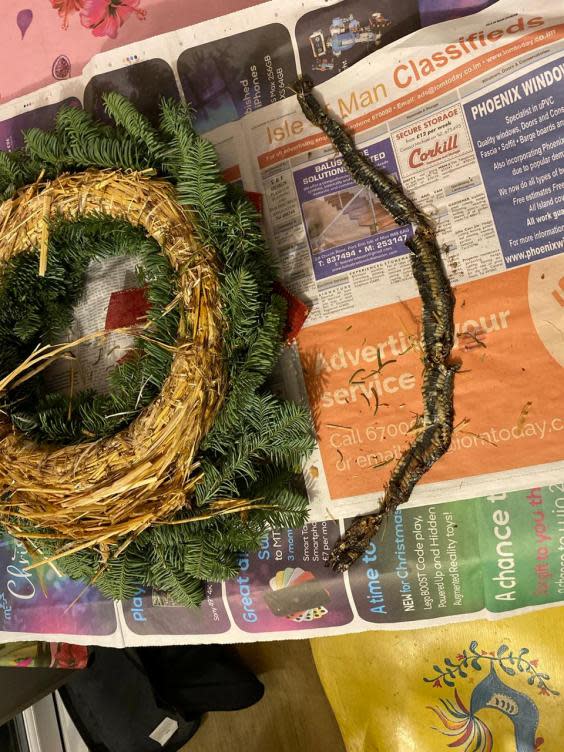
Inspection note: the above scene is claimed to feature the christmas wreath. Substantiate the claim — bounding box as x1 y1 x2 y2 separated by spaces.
0 95 314 607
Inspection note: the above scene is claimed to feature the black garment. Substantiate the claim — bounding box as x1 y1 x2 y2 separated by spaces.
59 646 264 752
138 645 264 716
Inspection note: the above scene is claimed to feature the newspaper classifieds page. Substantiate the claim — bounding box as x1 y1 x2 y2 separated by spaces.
1 1 563 646
241 0 564 523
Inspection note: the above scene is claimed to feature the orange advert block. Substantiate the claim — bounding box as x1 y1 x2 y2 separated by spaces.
297 258 563 502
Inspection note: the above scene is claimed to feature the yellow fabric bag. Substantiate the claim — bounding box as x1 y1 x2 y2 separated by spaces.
312 608 563 752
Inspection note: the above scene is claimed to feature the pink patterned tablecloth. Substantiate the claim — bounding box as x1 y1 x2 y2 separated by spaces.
0 0 264 103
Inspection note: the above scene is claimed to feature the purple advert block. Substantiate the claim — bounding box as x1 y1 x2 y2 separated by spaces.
419 0 496 27
225 521 353 634
0 98 81 152
124 582 230 636
294 138 410 279
0 536 116 636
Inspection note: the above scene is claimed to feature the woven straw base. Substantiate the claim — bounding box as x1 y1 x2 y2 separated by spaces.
0 169 226 557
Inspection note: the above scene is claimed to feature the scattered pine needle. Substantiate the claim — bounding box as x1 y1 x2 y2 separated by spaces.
517 401 533 432
372 457 394 470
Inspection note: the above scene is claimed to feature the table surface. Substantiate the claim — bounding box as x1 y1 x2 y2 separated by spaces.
181 640 346 752
0 666 72 726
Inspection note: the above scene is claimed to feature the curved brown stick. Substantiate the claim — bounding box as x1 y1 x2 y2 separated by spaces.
293 77 457 572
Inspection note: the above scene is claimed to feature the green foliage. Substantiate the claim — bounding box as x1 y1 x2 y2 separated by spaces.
95 547 149 602
25 106 150 172
102 92 163 160
196 395 314 504
148 548 205 608
0 150 42 200
202 295 287 449
0 96 314 608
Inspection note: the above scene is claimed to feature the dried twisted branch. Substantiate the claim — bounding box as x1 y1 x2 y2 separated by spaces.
294 77 457 571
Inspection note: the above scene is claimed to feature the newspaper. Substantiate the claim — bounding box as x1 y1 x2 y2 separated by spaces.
0 0 563 645
2 483 563 646
242 1 564 523
45 257 143 395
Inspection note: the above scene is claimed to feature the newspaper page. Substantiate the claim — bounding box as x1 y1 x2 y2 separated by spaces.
2 481 563 646
241 0 564 523
0 0 563 646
